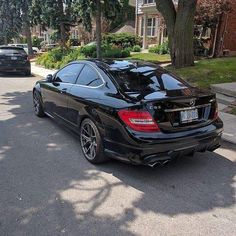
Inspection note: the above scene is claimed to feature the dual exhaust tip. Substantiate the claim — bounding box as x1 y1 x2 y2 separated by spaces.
147 160 170 168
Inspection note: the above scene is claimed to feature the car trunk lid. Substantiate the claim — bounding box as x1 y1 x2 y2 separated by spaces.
141 88 218 133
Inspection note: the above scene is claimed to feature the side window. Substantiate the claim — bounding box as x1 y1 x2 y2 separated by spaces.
55 64 83 84
76 65 103 87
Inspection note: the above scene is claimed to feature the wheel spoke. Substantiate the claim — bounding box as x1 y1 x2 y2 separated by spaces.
85 143 93 154
91 144 96 158
80 122 98 160
81 133 90 142
82 126 90 136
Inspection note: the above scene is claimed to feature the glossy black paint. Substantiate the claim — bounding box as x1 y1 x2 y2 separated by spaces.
0 46 31 74
33 59 223 165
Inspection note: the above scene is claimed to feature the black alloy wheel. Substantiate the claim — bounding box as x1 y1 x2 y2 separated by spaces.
33 91 45 117
80 118 107 164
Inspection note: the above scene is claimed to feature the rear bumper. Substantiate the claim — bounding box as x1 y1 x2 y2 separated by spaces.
103 119 223 165
0 64 30 73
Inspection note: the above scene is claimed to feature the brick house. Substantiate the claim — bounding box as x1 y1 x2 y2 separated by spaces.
214 0 236 56
135 0 236 56
135 0 178 49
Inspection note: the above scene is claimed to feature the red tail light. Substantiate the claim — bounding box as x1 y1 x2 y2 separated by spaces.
118 110 160 132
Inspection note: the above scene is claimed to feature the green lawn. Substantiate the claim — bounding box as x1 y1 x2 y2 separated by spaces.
127 53 171 63
169 57 236 89
230 107 236 116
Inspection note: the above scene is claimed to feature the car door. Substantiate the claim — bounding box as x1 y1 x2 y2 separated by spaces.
42 63 84 120
67 64 104 125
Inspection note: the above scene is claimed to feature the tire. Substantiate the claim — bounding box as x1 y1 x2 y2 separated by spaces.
33 90 45 117
24 70 31 76
80 118 107 164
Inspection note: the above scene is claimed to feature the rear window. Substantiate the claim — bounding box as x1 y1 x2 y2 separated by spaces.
0 48 26 55
110 67 188 93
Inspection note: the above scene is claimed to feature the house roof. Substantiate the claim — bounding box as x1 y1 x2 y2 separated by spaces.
129 0 136 7
112 21 135 34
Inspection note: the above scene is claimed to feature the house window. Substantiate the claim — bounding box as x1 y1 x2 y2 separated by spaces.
143 0 155 4
141 17 156 37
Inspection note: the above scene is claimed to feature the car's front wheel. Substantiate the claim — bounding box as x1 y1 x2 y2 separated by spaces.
33 91 45 117
80 118 107 164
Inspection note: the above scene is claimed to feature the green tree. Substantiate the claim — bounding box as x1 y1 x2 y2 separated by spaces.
75 0 128 58
0 0 22 44
155 0 197 68
31 0 78 47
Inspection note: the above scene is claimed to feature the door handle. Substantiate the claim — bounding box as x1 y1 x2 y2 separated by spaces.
60 88 67 94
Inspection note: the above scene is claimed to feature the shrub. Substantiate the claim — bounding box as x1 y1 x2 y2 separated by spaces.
103 47 122 58
103 33 141 50
121 49 130 57
80 44 97 58
132 45 141 52
36 47 85 69
149 41 170 55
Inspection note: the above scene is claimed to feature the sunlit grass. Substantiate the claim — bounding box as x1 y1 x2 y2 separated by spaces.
127 53 171 63
169 57 236 89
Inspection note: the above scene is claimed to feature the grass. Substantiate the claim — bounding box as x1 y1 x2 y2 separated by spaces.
127 53 171 63
229 107 236 116
169 57 236 89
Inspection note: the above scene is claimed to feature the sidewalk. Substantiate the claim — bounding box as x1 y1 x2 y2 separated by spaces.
31 62 57 78
31 63 236 145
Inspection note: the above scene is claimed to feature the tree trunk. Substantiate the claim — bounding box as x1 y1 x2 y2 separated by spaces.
171 1 196 68
96 0 102 59
24 21 34 56
21 1 33 56
60 23 67 48
156 0 197 68
58 0 67 48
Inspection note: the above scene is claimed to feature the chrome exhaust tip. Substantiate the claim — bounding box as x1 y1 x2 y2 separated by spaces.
148 160 170 168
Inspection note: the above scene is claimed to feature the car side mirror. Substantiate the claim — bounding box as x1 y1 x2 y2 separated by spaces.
46 74 53 82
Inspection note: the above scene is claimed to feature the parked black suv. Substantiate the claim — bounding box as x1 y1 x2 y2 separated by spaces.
0 46 31 75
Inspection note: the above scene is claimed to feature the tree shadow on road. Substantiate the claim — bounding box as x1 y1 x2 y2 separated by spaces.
0 90 235 235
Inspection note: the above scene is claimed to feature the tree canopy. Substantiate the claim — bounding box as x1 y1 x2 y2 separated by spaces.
0 0 22 44
195 0 231 28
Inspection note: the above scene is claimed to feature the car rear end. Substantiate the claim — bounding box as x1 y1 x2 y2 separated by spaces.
105 61 223 166
0 46 31 75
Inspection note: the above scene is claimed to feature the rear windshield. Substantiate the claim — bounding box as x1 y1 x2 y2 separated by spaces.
0 48 26 55
110 66 188 93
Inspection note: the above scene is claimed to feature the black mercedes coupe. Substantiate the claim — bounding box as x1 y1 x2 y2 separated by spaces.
33 59 223 166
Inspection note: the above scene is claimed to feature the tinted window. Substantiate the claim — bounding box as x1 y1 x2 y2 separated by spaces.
0 47 26 55
110 67 187 93
77 65 103 87
55 64 83 84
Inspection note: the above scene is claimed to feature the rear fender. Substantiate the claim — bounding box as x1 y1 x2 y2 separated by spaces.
77 106 106 136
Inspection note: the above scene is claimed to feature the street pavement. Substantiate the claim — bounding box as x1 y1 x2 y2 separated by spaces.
0 73 236 236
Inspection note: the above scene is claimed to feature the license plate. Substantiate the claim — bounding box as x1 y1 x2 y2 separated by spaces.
180 109 198 123
11 56 18 60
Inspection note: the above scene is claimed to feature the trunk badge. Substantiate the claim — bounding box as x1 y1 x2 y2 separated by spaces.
190 99 196 106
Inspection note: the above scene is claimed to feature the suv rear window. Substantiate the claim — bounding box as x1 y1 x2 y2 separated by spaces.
110 67 188 93
0 47 27 55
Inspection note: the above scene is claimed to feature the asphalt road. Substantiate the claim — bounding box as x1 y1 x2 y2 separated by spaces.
0 74 235 236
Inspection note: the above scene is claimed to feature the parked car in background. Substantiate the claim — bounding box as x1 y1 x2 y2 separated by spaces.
8 44 40 54
41 43 59 52
0 46 31 75
33 60 223 166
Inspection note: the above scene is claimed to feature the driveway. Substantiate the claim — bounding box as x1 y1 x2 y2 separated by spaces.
0 74 235 236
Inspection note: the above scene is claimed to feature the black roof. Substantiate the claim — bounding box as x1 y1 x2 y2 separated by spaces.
0 45 25 50
86 59 162 72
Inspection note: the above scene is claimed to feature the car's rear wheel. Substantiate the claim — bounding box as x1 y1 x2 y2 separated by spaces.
24 70 31 76
33 91 45 117
80 118 107 164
